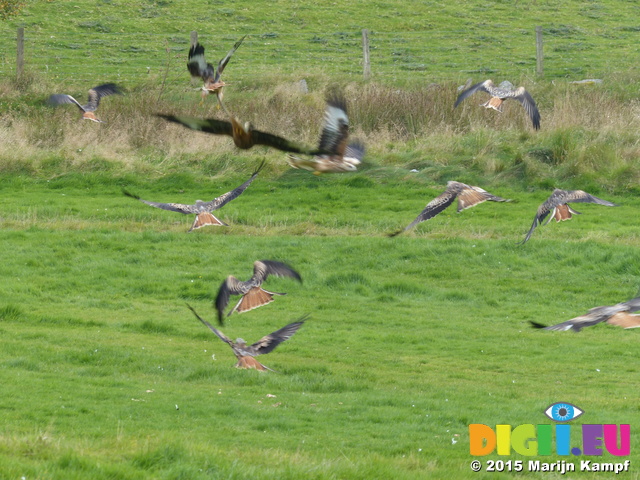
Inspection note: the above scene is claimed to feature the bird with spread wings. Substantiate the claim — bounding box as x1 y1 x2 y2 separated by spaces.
530 296 640 332
123 161 264 232
156 94 348 155
187 35 246 106
47 83 123 123
520 189 618 244
389 181 510 236
454 79 541 130
287 93 366 174
187 304 307 371
215 260 302 325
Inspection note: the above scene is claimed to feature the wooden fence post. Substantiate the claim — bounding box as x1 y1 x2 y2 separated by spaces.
362 29 371 80
17 27 24 80
190 30 198 48
535 26 543 77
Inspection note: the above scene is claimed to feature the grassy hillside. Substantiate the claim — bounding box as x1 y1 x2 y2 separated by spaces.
1 1 640 479
1 0 640 84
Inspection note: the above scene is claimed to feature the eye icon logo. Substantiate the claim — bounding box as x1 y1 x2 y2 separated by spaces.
544 402 584 422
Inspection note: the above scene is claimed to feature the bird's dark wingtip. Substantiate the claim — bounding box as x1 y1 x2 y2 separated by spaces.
122 188 140 200
388 230 404 238
529 321 548 329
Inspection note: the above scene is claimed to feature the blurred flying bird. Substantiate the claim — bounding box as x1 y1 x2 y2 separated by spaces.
187 35 246 105
215 260 302 325
187 304 307 371
123 161 264 232
287 93 366 174
454 79 541 130
389 181 510 236
520 189 618 244
157 111 326 154
530 296 640 332
47 83 123 123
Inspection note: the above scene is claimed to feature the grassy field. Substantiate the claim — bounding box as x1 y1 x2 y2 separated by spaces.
1 172 640 479
1 0 640 479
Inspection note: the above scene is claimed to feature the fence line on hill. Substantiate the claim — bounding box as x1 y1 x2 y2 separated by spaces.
3 26 637 88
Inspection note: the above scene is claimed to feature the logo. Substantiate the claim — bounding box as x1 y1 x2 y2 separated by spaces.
469 402 630 457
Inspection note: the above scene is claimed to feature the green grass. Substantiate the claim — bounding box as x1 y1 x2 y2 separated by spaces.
2 0 640 86
2 0 640 478
1 174 640 478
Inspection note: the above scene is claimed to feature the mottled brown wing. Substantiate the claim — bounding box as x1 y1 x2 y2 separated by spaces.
252 260 302 284
454 80 495 107
85 83 122 111
529 313 607 332
317 94 349 156
512 87 541 130
215 276 250 325
390 186 459 236
187 43 215 81
214 35 246 82
201 160 265 211
249 316 308 355
620 296 640 312
157 115 234 137
456 185 510 212
186 304 234 346
122 189 199 214
560 190 618 208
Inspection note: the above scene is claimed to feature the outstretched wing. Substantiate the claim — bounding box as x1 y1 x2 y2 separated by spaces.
561 190 618 208
512 87 541 130
122 188 199 214
85 83 122 111
249 316 308 355
389 183 460 236
455 185 510 212
251 260 302 285
317 93 350 156
157 114 234 137
530 312 610 332
187 43 216 81
214 35 246 82
186 304 234 346
454 80 495 108
214 276 249 325
47 94 84 111
250 128 320 154
202 160 265 211
344 141 366 163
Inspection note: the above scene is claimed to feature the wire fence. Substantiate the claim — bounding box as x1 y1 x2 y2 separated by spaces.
1 26 638 89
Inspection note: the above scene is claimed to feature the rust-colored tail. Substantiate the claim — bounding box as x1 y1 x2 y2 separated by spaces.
189 212 228 231
235 356 271 371
235 287 282 314
607 312 640 329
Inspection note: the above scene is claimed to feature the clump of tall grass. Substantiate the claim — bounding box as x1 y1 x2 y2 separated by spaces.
1 72 639 188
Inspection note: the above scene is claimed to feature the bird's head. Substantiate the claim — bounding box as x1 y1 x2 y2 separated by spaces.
235 338 247 346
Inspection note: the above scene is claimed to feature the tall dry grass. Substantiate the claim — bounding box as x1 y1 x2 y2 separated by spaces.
1 72 639 188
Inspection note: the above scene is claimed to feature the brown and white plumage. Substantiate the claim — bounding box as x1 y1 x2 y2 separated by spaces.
520 189 618 244
123 161 264 232
530 296 640 332
215 260 302 325
389 181 510 236
156 112 325 155
454 79 541 130
187 36 246 105
47 83 122 123
287 93 366 174
187 304 306 371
